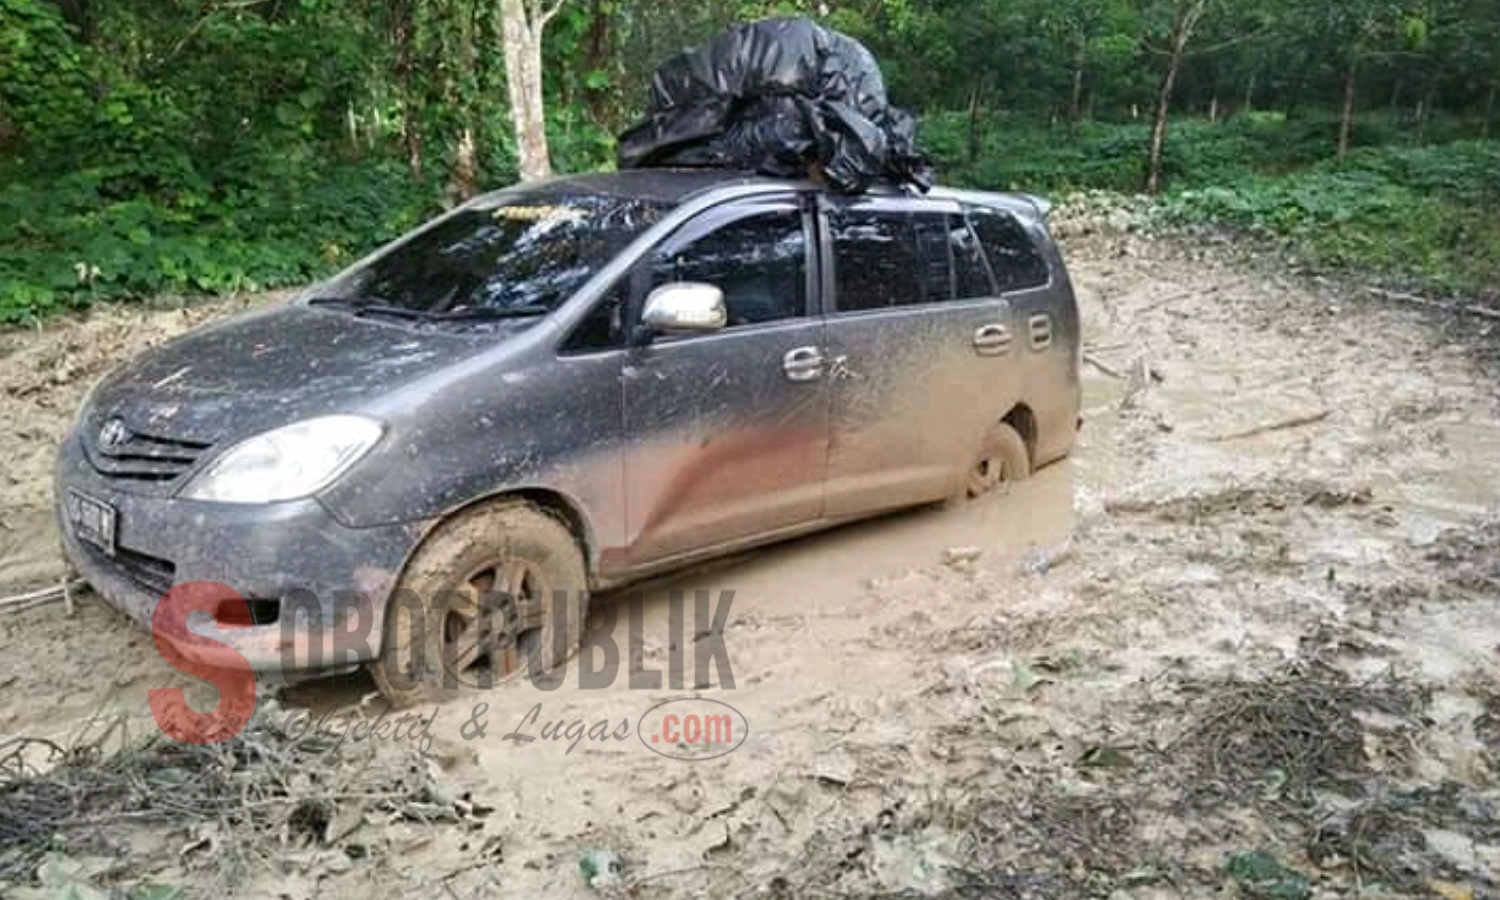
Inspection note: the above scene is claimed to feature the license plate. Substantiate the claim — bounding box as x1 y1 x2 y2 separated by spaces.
67 490 117 556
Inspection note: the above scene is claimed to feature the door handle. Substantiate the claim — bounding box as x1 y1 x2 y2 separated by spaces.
973 324 1013 356
782 346 825 382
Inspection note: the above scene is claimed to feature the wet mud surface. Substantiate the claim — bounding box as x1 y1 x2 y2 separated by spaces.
2 230 1499 898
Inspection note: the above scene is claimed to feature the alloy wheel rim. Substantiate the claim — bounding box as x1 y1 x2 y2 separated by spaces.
440 558 549 686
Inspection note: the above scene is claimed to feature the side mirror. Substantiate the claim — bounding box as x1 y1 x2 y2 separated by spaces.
639 282 727 338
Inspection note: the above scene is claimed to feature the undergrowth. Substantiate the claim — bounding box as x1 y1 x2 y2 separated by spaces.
928 112 1500 300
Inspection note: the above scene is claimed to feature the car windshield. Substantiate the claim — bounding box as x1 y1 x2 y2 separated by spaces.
316 191 670 316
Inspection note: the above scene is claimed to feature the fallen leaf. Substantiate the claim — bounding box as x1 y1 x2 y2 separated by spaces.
1429 881 1474 900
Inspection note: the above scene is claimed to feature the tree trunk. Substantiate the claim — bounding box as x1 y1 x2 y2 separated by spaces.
1146 0 1205 195
1069 41 1087 126
967 77 984 161
447 0 483 200
452 127 478 200
1145 68 1177 194
48 0 93 43
1209 95 1219 122
1243 72 1256 113
1416 82 1436 142
582 0 615 126
1337 61 1357 158
1484 83 1496 139
500 0 561 182
392 0 422 178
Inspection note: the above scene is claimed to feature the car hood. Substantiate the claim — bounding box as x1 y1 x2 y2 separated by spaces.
84 304 492 444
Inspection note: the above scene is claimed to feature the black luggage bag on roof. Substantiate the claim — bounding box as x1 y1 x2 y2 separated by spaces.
617 17 934 194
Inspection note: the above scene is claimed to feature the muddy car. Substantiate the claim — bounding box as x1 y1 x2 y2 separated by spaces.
54 170 1080 704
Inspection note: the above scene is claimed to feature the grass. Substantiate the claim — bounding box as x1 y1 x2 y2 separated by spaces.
923 111 1500 300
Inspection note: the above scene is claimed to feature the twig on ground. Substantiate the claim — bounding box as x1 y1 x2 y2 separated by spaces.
1084 354 1126 379
1140 288 1197 313
0 704 462 884
1210 410 1331 443
0 579 87 614
1368 286 1500 321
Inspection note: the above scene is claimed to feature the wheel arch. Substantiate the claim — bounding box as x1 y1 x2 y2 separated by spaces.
1003 403 1039 467
396 486 600 593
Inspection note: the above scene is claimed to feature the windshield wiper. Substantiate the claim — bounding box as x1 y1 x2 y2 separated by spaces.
306 297 549 322
306 297 429 321
424 306 551 321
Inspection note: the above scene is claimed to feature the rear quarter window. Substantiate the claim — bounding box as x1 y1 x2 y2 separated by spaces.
967 206 1050 292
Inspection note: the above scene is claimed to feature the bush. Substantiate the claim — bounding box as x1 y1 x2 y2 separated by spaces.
0 160 438 323
0 0 446 323
1162 142 1500 297
922 112 1498 298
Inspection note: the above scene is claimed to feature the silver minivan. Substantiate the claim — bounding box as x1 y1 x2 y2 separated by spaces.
55 170 1081 704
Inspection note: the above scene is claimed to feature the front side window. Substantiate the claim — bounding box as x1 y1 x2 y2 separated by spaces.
318 192 669 315
650 206 808 328
562 283 628 353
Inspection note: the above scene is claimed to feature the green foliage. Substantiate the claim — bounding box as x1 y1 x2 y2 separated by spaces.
1163 142 1500 295
929 108 1491 192
0 158 436 323
928 110 1500 298
0 0 93 149
2 0 1500 322
927 112 1326 193
0 0 443 322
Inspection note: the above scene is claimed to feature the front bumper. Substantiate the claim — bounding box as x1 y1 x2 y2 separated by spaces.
55 432 424 674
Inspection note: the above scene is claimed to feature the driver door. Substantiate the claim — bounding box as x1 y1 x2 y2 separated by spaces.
622 196 830 566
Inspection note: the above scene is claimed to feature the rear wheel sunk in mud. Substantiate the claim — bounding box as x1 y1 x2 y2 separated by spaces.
371 502 588 708
967 421 1032 498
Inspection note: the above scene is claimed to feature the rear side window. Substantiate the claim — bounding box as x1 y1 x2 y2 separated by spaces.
967 206 1049 292
831 209 993 311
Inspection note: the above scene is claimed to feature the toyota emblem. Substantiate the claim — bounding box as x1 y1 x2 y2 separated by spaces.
99 418 130 450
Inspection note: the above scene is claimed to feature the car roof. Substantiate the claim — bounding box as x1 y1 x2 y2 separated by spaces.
476 169 1048 220
481 169 796 205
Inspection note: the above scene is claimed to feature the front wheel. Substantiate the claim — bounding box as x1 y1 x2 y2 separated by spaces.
967 421 1032 498
371 501 589 708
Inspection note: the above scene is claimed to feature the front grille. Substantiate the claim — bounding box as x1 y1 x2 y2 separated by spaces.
87 428 213 484
84 543 177 595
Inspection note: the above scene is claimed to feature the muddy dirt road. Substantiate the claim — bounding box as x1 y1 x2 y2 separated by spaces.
2 227 1499 899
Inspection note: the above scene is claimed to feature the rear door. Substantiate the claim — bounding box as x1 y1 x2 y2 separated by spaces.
818 196 1023 518
621 195 830 565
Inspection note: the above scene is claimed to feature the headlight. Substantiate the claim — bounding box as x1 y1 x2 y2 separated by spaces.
181 416 383 504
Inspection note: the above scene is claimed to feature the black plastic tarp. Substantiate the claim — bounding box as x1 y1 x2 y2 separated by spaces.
617 17 934 194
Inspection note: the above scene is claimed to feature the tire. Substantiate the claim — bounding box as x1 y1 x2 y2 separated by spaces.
371 501 588 708
966 421 1032 498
